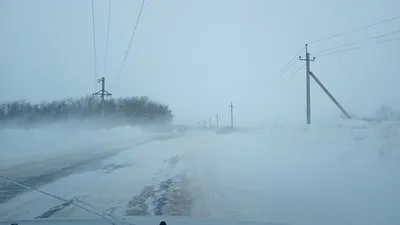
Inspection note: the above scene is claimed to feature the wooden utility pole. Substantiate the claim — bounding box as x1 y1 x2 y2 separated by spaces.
299 44 315 124
216 114 219 129
229 103 234 128
93 77 112 116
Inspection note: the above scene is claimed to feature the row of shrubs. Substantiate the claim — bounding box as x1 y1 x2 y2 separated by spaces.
0 95 173 125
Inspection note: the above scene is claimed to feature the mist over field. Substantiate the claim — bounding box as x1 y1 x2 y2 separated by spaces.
1 120 399 225
1 0 400 225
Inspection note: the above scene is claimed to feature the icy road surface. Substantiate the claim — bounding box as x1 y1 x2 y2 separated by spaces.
0 121 399 225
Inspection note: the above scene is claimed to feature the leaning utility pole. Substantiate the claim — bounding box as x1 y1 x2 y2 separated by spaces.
229 103 234 128
309 71 351 119
216 114 219 129
93 77 112 116
299 44 315 124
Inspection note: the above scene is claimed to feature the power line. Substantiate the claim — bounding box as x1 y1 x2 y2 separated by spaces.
290 64 305 77
266 61 301 88
376 36 400 44
313 28 400 57
279 46 306 73
266 46 305 88
91 0 98 87
266 62 297 88
116 0 146 80
315 47 360 58
278 64 306 94
313 43 356 55
315 36 400 58
370 29 400 40
277 60 297 79
308 14 400 45
361 15 400 29
104 0 112 69
308 32 345 46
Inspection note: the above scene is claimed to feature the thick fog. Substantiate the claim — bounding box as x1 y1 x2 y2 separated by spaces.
1 0 399 126
1 2 400 225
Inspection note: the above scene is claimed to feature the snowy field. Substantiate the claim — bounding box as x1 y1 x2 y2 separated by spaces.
0 125 158 167
0 121 399 225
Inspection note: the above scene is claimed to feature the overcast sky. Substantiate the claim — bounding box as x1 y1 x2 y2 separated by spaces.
1 0 399 125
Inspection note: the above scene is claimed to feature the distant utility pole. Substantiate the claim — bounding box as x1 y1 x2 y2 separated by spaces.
209 117 212 128
229 102 234 128
299 44 315 124
216 114 219 129
93 77 112 116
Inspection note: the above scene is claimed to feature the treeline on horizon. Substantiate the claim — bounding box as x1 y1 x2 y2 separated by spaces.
0 95 173 125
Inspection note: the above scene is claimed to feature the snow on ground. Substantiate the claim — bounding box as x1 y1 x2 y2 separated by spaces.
1 121 400 225
0 130 196 220
183 121 400 225
0 125 154 166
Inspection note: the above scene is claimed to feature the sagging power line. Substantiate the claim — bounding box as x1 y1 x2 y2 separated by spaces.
308 14 400 45
116 0 146 80
279 46 306 73
104 0 112 69
370 29 400 40
315 47 360 58
90 0 146 96
313 43 356 55
269 16 400 95
290 64 305 78
91 0 98 89
314 27 400 57
276 60 297 80
313 28 400 57
266 46 306 88
315 36 400 58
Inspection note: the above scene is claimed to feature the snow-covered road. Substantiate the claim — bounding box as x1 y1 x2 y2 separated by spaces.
1 121 399 225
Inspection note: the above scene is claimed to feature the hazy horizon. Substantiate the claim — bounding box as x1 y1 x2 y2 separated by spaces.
1 0 399 125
